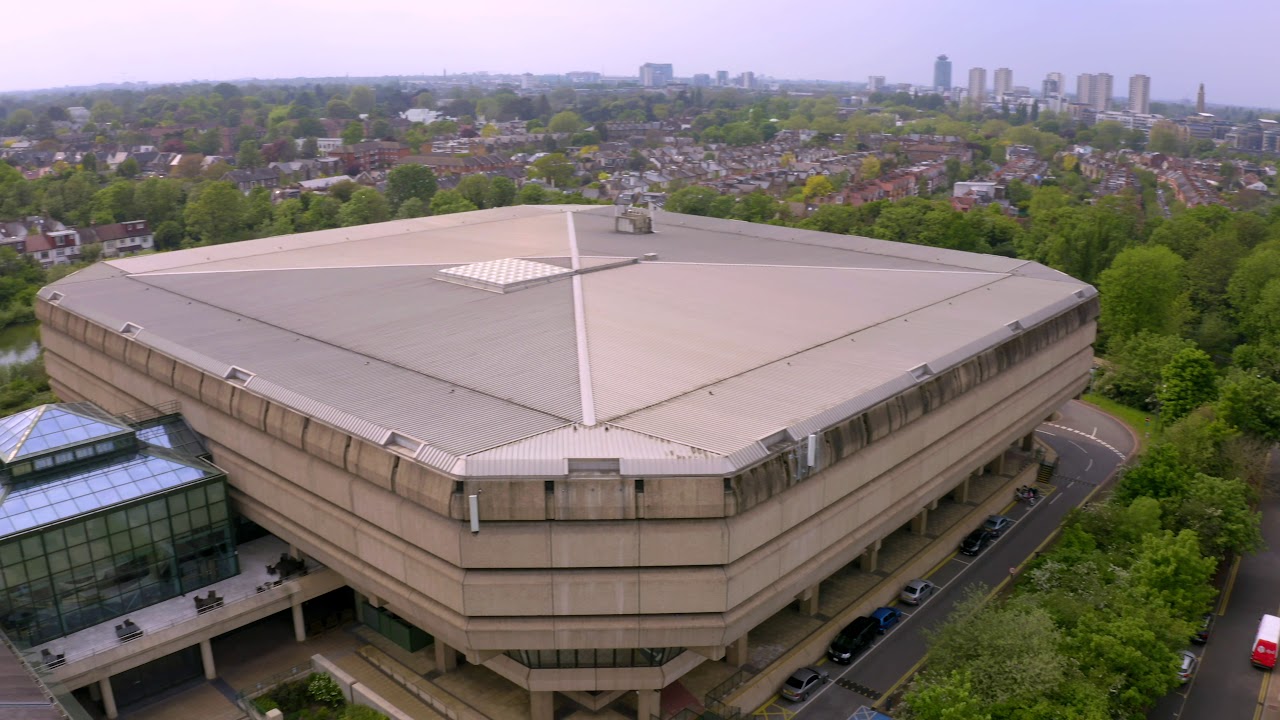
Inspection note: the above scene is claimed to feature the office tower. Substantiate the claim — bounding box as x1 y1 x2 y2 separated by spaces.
692 73 711 87
639 63 673 87
934 55 952 90
1128 74 1151 114
715 70 729 87
968 67 987 106
1076 74 1093 105
1043 72 1064 98
993 68 1013 99
1197 83 1205 113
740 71 755 89
868 76 886 92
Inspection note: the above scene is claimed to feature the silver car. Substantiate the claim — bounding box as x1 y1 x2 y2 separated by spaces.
900 579 936 605
780 666 829 702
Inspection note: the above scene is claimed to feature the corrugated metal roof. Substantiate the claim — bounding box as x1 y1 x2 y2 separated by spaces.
48 207 1095 476
583 262 1002 421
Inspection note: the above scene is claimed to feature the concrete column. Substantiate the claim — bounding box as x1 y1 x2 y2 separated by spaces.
531 690 554 720
99 677 118 720
798 584 821 617
993 453 1006 475
911 508 928 536
951 477 970 504
434 640 459 673
726 633 749 668
859 539 881 573
292 597 306 642
926 498 939 511
1021 432 1035 452
200 638 216 680
637 688 661 720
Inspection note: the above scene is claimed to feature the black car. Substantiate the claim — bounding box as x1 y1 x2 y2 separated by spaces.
827 616 878 664
960 528 997 556
1193 614 1213 644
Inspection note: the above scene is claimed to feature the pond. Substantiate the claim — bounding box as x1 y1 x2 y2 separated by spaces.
0 323 41 369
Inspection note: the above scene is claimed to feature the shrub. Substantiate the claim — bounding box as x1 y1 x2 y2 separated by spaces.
342 707 389 720
308 673 345 707
253 697 279 713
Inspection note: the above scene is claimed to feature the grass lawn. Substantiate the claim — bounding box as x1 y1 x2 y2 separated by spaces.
1082 393 1155 450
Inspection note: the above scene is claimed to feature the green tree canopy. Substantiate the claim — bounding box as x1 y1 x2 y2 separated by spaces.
528 153 576 188
1157 348 1218 422
385 164 438 210
183 181 243 244
430 190 478 216
1098 245 1189 344
337 188 390 227
547 111 585 135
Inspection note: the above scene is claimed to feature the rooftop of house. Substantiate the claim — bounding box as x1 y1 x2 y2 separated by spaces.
43 206 1093 477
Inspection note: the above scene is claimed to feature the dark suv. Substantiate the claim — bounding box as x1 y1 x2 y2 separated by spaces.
827 616 878 664
960 528 997 556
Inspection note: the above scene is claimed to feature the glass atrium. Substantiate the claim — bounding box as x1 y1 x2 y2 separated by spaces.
0 403 234 646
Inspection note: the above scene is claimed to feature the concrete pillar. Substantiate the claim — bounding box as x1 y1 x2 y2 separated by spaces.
911 507 928 536
637 688 661 720
952 477 970 504
199 638 216 680
99 677 118 720
859 539 881 573
1021 432 1035 452
434 640 459 673
993 453 1006 475
531 690 554 720
726 633 749 668
926 498 939 511
798 584 820 617
292 597 306 642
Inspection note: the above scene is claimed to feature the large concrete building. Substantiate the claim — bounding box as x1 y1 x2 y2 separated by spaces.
967 67 987 106
933 54 952 91
993 67 1013 99
1128 74 1151 115
34 206 1097 718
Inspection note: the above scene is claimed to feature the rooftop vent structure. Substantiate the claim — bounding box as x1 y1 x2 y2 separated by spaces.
615 206 654 234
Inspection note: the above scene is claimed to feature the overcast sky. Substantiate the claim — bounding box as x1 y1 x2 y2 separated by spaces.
8 0 1279 107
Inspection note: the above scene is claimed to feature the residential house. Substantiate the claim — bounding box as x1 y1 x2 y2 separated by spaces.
329 141 411 173
79 221 155 258
223 167 282 193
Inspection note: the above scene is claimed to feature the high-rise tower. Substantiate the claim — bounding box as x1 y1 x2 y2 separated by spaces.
993 68 1013 99
1197 83 1206 113
934 55 952 90
1128 74 1151 114
968 67 987 106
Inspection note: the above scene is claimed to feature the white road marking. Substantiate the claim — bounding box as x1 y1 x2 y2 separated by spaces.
1043 422 1126 460
1036 430 1058 437
1048 494 1061 505
1086 458 1094 472
1091 426 1098 438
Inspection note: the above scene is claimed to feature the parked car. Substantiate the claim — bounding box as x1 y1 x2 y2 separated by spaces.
870 606 903 633
827 617 878 664
982 515 1013 536
781 666 829 701
960 528 997 556
900 579 936 605
1192 614 1213 644
1178 650 1197 684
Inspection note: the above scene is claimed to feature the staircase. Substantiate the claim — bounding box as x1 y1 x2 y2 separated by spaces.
1036 461 1057 484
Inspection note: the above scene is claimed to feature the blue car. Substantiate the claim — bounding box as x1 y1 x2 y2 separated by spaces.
869 606 902 633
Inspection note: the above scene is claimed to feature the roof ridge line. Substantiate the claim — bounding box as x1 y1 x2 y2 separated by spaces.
568 212 597 427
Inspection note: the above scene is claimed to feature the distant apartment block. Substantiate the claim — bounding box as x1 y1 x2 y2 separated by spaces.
1076 73 1113 111
715 70 729 86
868 76 886 92
639 63 674 87
993 68 1013 99
968 67 987 105
565 71 602 84
1128 74 1151 114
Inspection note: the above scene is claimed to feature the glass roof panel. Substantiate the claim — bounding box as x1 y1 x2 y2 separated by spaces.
0 404 134 463
0 450 220 540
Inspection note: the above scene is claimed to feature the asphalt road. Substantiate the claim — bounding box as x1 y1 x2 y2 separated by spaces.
1151 451 1280 720
761 401 1135 719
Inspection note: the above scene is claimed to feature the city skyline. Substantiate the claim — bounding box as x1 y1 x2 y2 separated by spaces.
3 0 1277 107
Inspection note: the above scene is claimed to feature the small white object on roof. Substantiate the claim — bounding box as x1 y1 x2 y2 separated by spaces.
436 257 573 293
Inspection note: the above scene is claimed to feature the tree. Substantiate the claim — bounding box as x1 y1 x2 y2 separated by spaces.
385 165 438 211
183 182 244 244
515 183 549 205
802 175 835 201
337 188 390 227
303 195 341 230
1165 473 1262 557
1158 348 1218 423
1098 245 1188 344
236 140 264 169
90 181 137 224
430 190 478 215
902 670 993 720
456 174 492 209
116 157 140 179
1217 371 1280 441
394 197 428 219
666 186 723 216
528 153 575 188
547 111 585 135
341 121 364 146
300 137 319 159
348 86 375 114
1097 332 1195 409
860 156 882 180
325 99 357 119
485 176 517 209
